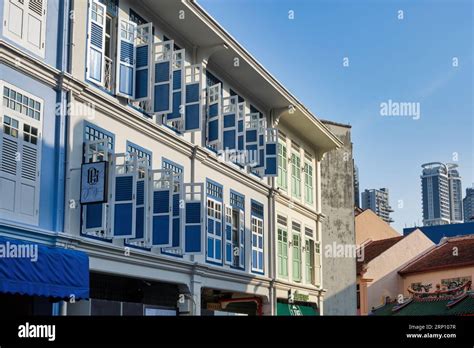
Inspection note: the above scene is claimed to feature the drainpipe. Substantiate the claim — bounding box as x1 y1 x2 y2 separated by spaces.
189 145 199 314
267 109 277 316
57 0 73 317
316 153 324 315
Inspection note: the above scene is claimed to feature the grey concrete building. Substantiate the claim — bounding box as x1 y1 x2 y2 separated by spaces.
464 186 474 222
354 165 360 208
320 120 357 315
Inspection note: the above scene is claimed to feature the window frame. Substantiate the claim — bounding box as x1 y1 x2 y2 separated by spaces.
0 81 43 225
206 179 223 264
2 0 48 58
277 140 288 191
291 152 301 199
304 160 314 205
250 200 264 274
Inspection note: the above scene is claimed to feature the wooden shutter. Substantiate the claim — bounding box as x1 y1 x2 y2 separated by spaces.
184 64 202 132
152 40 173 114
184 182 204 254
222 95 237 151
86 0 107 85
110 153 138 238
134 23 153 101
206 83 221 149
116 19 137 98
150 169 173 246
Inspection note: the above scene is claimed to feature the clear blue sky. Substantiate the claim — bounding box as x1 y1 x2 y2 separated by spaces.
198 0 473 232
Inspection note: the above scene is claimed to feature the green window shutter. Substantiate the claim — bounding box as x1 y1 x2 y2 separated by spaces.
291 154 301 199
277 142 288 190
277 228 288 277
304 162 313 204
292 234 301 282
305 239 314 284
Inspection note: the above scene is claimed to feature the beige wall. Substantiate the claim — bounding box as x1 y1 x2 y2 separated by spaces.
355 209 400 246
362 230 434 312
401 266 474 296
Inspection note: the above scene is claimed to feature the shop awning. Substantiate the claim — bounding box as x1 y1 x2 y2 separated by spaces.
0 236 89 300
277 302 319 316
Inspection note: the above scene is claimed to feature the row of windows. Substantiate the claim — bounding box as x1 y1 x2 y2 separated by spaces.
230 191 245 210
206 181 223 200
277 214 318 285
3 86 41 121
278 139 314 205
206 185 264 273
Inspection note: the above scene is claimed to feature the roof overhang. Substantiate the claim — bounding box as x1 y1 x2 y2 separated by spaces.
140 0 343 154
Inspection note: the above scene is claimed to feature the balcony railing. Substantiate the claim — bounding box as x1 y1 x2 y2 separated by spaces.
104 56 113 92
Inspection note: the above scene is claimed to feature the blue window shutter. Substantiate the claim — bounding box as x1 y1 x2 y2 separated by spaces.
152 41 173 114
244 112 260 166
254 120 266 169
111 154 137 238
150 169 173 246
86 0 107 85
166 49 185 123
82 138 113 237
116 19 136 98
206 83 221 148
134 23 153 101
206 197 223 263
222 96 237 150
224 205 233 265
237 102 245 152
239 209 245 269
134 180 145 239
264 128 278 176
126 158 150 243
184 64 203 132
184 183 204 254
85 203 103 228
168 172 183 249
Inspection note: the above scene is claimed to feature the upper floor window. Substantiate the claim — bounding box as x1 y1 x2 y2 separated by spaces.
230 191 245 210
3 86 41 121
304 159 313 205
291 152 301 199
3 0 47 58
84 123 113 150
0 82 42 225
127 142 151 179
206 180 223 263
277 139 288 191
251 201 264 273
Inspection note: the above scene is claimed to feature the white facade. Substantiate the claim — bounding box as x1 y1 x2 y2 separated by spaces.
3 0 341 315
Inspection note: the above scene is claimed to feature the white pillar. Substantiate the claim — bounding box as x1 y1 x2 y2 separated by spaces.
190 275 202 316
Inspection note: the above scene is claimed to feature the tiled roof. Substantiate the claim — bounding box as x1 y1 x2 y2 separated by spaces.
357 236 404 275
399 235 474 275
372 293 474 316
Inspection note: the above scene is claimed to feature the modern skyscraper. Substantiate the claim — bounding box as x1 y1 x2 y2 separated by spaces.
361 188 394 224
447 164 463 223
421 162 463 226
463 186 474 222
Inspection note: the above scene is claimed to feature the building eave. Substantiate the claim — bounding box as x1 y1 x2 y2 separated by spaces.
176 0 343 153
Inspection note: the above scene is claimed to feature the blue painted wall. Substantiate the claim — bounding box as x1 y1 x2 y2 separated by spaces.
2 65 64 233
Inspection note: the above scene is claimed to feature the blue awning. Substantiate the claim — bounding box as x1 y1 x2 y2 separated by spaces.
0 236 89 300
